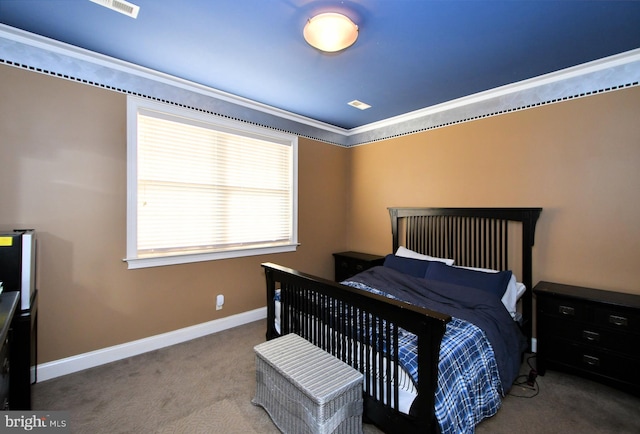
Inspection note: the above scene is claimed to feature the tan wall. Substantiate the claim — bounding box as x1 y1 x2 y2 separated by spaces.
347 86 640 296
2 62 639 364
0 64 350 363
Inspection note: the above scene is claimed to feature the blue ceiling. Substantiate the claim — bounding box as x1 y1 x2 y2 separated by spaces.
1 0 639 130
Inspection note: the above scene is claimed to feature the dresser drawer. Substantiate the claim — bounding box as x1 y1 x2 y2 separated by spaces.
538 295 589 321
592 304 640 333
539 314 640 356
335 259 366 280
545 337 640 385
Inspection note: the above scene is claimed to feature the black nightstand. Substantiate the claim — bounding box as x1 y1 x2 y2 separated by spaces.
534 281 640 396
332 251 385 282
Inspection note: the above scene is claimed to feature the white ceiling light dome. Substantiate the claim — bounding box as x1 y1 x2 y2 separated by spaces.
303 12 359 53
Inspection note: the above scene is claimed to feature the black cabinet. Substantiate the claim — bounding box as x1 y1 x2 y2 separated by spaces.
0 335 9 410
10 290 37 410
534 281 640 396
333 251 385 282
0 291 19 410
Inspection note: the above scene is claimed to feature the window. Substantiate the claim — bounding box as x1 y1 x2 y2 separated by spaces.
125 96 298 269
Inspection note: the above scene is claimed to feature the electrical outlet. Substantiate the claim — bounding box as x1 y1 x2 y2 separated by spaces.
216 294 224 310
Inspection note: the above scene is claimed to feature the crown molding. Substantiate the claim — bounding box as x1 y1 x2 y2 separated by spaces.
0 24 349 144
1 23 638 147
346 48 640 145
0 24 348 134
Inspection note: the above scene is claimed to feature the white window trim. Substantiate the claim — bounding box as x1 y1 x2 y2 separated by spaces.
124 96 298 269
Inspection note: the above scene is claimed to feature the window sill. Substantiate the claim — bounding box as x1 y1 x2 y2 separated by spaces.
124 244 298 269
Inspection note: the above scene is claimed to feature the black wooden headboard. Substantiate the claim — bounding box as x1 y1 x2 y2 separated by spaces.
388 207 542 348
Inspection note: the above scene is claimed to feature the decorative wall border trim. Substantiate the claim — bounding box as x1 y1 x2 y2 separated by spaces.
0 24 349 146
1 24 639 147
345 50 640 146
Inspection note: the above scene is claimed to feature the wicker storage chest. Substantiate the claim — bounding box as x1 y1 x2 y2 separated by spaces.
253 333 363 434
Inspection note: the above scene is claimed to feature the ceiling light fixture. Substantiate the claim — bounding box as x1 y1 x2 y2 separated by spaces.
303 13 358 53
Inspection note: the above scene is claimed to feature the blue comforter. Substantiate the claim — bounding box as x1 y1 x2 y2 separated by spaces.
344 266 526 432
346 266 526 391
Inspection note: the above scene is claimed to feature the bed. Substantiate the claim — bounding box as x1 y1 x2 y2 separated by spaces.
261 207 542 433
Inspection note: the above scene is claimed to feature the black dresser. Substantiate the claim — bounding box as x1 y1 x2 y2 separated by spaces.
534 281 640 396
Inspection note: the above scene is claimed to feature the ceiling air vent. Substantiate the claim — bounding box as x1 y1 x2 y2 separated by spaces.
89 0 140 19
348 100 371 110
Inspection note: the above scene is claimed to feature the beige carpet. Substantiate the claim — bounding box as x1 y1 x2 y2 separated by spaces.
33 319 640 433
157 399 259 434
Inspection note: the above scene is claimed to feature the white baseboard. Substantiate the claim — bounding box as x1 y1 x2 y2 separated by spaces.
37 307 267 382
36 309 537 382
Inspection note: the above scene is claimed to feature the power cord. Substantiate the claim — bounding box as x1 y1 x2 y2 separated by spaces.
509 354 540 398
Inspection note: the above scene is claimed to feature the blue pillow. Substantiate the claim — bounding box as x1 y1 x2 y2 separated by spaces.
423 261 513 299
383 254 432 278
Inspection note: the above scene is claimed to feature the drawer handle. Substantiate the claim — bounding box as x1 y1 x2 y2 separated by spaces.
558 305 575 316
582 330 600 342
582 355 600 367
609 315 628 327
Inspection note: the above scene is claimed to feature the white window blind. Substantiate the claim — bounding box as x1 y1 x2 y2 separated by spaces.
125 96 298 269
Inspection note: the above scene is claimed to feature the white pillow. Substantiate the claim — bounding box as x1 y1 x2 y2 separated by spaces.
502 276 526 319
396 246 454 266
456 265 526 319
